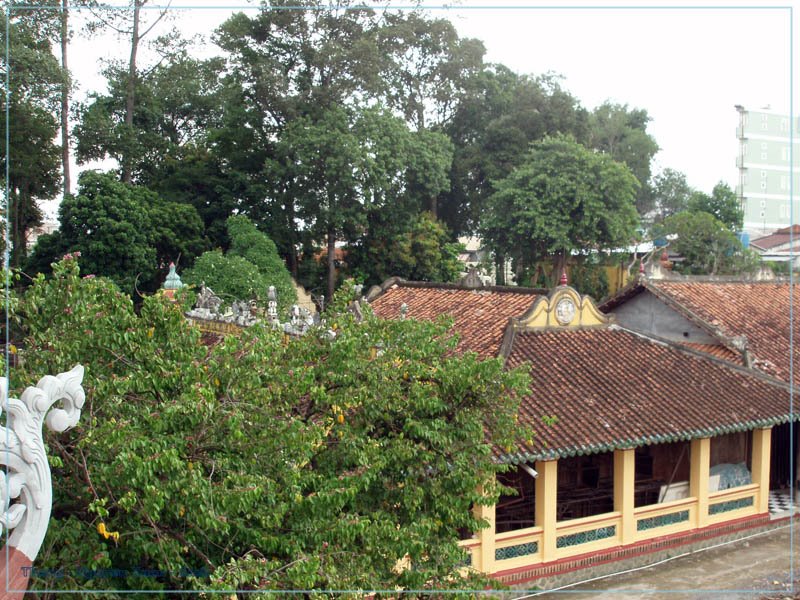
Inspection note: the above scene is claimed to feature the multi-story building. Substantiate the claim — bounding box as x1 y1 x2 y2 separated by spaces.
735 106 799 234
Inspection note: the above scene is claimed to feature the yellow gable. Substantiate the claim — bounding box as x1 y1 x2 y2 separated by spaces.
515 286 608 330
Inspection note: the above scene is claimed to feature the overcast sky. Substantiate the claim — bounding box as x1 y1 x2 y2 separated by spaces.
55 0 795 216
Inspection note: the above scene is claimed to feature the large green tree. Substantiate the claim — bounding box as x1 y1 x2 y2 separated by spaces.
649 168 693 225
14 260 529 595
267 105 452 300
481 135 640 284
184 215 297 313
441 67 589 238
26 171 205 292
661 211 756 275
1 7 64 267
587 102 659 217
687 182 743 232
75 52 225 184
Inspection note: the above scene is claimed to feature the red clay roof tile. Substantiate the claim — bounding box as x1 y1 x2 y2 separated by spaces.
504 326 794 461
651 281 798 382
369 283 540 358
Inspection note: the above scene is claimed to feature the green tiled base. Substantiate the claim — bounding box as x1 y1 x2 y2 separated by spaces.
709 496 754 515
496 541 538 561
637 510 690 531
557 525 616 549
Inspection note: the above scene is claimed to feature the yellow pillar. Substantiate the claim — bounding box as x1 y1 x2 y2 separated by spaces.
690 438 711 528
473 490 496 574
614 449 635 544
751 428 772 514
535 459 558 562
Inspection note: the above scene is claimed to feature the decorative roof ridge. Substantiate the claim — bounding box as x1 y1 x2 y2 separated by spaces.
597 278 647 312
650 274 790 284
612 325 796 393
365 276 547 302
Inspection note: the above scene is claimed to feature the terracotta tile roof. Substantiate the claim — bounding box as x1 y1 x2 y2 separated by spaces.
369 282 542 358
679 342 741 363
750 234 791 251
503 326 794 462
650 281 798 382
751 225 800 250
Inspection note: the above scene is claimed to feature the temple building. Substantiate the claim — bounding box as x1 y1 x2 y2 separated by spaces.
367 274 797 586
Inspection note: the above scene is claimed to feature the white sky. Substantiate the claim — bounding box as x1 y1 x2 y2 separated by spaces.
44 0 795 217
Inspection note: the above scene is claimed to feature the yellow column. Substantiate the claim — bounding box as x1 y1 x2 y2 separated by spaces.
473 490 496 574
535 459 558 562
690 438 711 528
614 449 635 544
751 428 772 514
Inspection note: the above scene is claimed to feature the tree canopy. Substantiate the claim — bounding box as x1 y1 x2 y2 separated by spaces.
26 171 206 293
12 258 530 595
660 211 756 276
183 215 297 313
481 135 640 285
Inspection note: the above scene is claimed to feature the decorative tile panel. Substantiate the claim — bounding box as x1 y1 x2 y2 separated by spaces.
709 496 754 515
495 541 538 561
556 525 616 549
636 510 690 531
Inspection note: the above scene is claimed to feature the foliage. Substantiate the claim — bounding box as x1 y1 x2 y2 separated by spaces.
226 216 297 309
649 168 693 225
75 52 226 183
265 105 452 300
441 67 589 238
481 134 640 282
0 8 64 266
661 211 758 276
569 262 610 301
586 102 659 217
351 213 464 286
687 182 743 232
183 216 296 313
13 258 530 595
182 250 266 305
25 171 206 293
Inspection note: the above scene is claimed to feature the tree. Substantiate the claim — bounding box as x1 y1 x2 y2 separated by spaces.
481 135 640 284
183 215 297 312
77 0 176 182
587 102 659 217
75 51 225 185
649 168 693 224
14 259 530 594
687 182 743 231
378 11 485 133
0 8 64 267
268 105 452 300
661 211 757 275
441 66 589 239
350 213 464 286
225 215 296 308
25 171 205 292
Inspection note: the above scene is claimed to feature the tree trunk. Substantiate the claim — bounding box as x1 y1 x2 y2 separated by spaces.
552 251 567 287
11 187 27 268
495 252 505 286
60 0 71 197
327 226 336 304
428 195 437 219
122 0 141 184
287 199 298 278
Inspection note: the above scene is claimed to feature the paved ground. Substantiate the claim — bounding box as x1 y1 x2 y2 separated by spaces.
506 518 800 600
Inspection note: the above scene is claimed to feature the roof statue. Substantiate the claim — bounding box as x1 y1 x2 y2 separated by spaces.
163 262 184 290
0 366 85 597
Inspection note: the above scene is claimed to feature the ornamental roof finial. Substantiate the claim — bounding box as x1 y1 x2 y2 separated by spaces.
559 268 568 286
163 262 184 291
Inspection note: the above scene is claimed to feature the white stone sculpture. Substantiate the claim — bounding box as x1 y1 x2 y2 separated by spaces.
1 365 85 562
